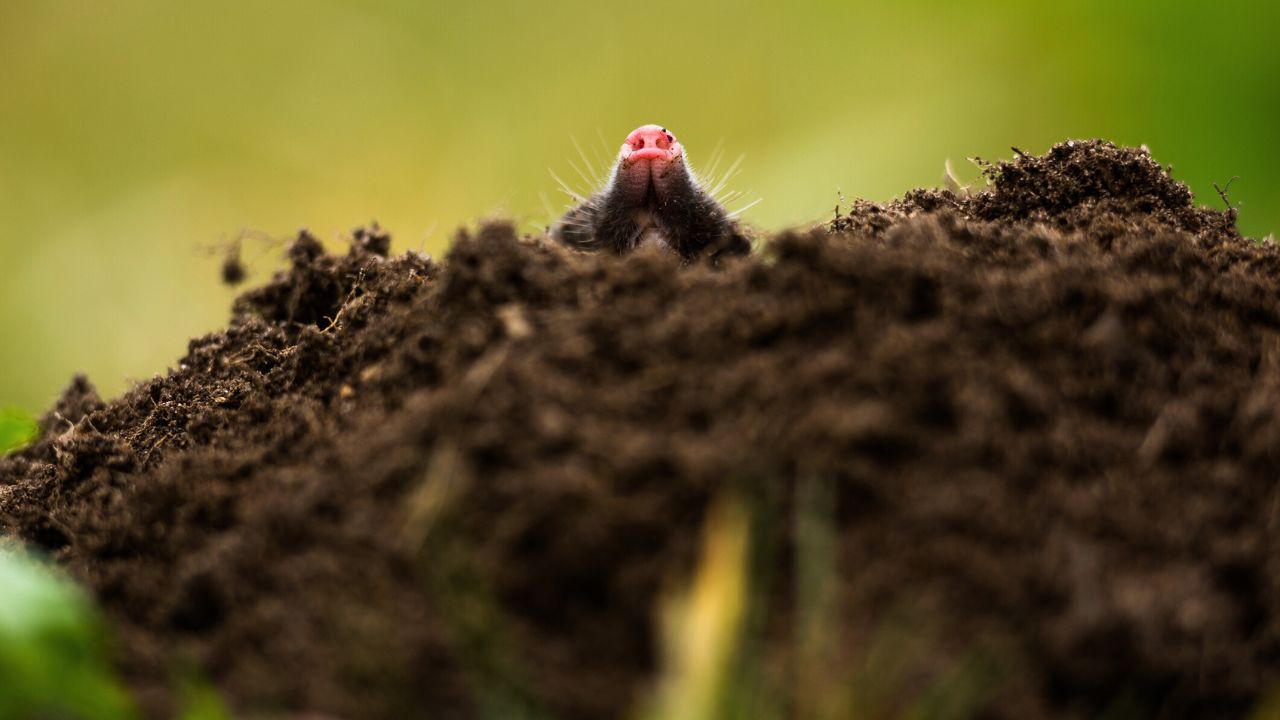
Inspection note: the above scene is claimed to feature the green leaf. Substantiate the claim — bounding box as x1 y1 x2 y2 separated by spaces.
0 548 139 719
0 407 39 455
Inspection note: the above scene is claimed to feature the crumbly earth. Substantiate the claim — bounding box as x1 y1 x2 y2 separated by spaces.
2 141 1278 719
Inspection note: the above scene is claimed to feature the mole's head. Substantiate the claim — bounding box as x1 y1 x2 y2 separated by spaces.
553 123 749 261
609 124 690 202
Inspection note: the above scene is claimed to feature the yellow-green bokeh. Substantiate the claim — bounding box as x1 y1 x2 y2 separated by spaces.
2 1 1277 411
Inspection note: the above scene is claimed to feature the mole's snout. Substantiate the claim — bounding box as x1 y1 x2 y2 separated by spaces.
623 124 681 162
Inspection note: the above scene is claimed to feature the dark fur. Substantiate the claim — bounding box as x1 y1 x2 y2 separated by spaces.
554 161 750 262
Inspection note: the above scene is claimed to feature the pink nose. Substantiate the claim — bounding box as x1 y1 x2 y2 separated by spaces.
624 124 676 160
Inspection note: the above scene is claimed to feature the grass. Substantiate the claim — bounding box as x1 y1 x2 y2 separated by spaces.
639 493 752 720
0 467 1273 718
641 480 1004 720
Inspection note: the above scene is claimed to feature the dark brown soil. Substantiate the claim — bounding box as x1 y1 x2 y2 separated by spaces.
3 140 1279 719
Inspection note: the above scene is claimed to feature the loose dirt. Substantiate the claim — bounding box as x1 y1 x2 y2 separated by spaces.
2 141 1278 719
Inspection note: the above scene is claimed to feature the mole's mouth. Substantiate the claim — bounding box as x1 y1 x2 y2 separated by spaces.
622 148 683 167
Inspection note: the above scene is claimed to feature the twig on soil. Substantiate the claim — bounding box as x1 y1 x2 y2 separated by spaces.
1213 176 1241 210
50 411 100 436
139 431 176 468
51 412 75 433
322 268 368 334
1011 147 1031 160
456 343 512 407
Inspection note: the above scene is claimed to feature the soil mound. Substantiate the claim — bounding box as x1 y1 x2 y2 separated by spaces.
3 141 1279 719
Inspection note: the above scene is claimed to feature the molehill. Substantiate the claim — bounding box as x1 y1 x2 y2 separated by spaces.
2 141 1278 719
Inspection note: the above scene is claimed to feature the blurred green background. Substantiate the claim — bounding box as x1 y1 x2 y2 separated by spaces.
1 1 1277 413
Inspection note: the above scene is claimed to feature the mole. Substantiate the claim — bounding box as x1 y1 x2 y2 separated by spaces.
552 124 751 262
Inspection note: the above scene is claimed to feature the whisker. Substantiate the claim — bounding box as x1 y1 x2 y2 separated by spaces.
548 168 585 203
572 135 606 187
595 127 614 165
539 191 556 222
708 153 745 196
727 197 762 218
717 171 741 195
702 138 727 181
567 157 596 192
715 189 746 205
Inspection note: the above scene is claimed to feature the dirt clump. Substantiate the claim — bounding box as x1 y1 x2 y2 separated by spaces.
3 140 1280 719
